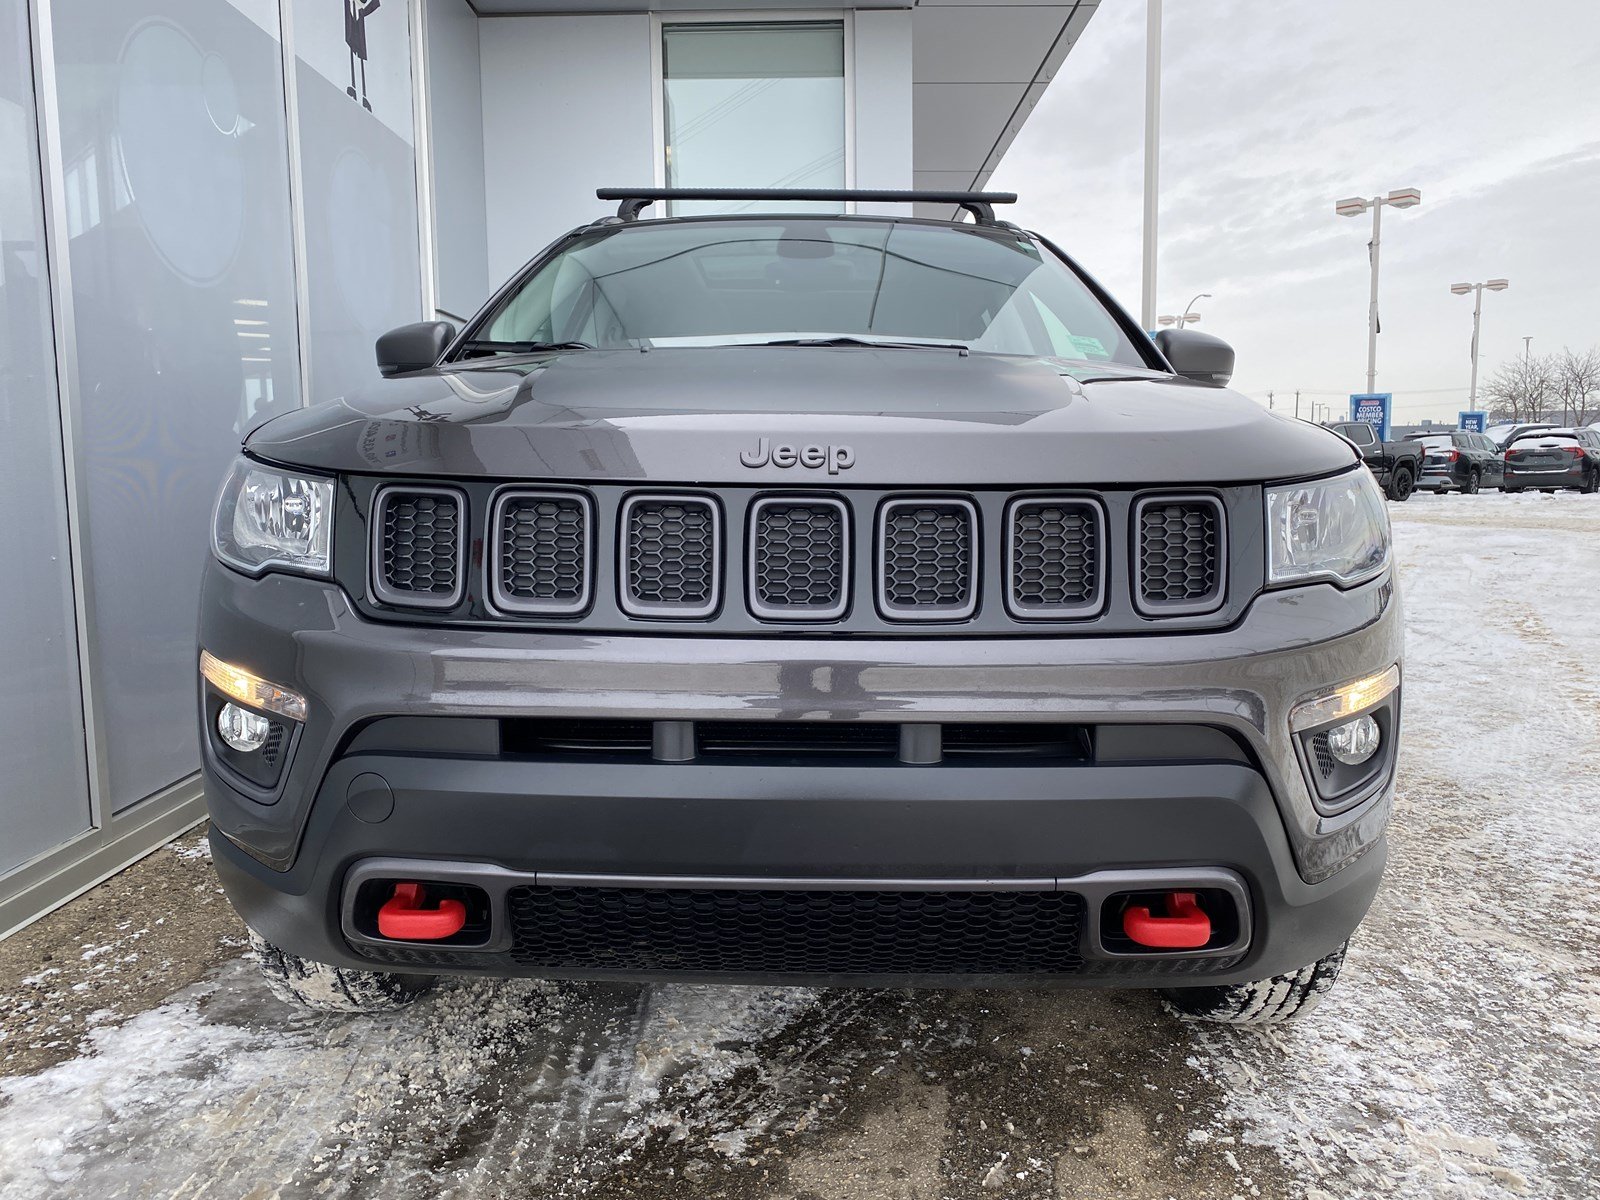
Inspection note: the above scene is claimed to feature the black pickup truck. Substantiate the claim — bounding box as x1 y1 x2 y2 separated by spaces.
1328 422 1425 501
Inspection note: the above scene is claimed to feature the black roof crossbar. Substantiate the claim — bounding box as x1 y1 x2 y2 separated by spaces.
597 188 1019 226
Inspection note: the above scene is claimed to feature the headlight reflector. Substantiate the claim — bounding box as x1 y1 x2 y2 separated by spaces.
1265 470 1390 587
212 458 333 576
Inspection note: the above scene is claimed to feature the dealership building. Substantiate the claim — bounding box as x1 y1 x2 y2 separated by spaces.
0 0 1099 933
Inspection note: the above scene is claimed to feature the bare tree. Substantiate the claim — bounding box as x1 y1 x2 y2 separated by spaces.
1550 347 1600 427
1482 353 1556 423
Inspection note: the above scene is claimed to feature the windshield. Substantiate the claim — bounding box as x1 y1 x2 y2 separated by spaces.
464 219 1149 367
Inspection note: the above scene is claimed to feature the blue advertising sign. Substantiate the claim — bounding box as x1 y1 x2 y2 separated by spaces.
1458 411 1487 433
1349 394 1392 441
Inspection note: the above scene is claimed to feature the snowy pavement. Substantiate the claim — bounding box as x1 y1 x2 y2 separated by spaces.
2 491 1597 1200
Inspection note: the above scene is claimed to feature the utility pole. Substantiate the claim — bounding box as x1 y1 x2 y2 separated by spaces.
1523 336 1532 362
1295 390 1302 419
1140 0 1163 331
1267 389 1275 411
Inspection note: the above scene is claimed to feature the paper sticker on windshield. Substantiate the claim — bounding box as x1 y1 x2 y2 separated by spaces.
1069 335 1108 358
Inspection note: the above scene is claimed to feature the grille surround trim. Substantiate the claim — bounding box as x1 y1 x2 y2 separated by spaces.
747 494 851 622
1131 493 1228 617
876 496 980 621
487 487 595 617
1004 495 1107 620
618 492 723 619
369 484 469 610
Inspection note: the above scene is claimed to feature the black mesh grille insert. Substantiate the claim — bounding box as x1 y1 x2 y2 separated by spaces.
624 497 717 614
1138 499 1222 608
752 500 846 616
880 501 975 616
505 885 1085 976
377 489 462 605
497 493 589 613
1009 500 1099 614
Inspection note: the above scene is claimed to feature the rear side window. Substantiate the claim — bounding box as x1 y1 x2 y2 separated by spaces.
1336 423 1376 446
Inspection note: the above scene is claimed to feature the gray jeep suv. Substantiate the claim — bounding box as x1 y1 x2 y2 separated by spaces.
200 189 1401 1024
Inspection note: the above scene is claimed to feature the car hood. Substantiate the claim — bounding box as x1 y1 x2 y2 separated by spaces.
245 347 1356 486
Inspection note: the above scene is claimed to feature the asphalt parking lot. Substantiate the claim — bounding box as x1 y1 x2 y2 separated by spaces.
2 492 1596 1200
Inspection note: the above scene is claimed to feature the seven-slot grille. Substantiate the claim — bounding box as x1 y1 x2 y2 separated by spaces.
620 495 720 618
878 498 978 620
492 490 592 614
367 487 1230 626
1006 498 1103 618
371 486 465 608
1134 496 1225 615
749 497 849 619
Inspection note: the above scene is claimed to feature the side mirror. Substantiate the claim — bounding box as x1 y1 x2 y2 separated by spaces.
1153 328 1235 387
376 321 455 377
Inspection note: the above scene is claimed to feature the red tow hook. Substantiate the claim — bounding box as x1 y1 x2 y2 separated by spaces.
377 882 467 941
1122 891 1212 949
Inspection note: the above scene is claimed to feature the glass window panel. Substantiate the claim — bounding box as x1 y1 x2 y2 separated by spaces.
51 0 301 811
663 23 845 216
0 0 92 868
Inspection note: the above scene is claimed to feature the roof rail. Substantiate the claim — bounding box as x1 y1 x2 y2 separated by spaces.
596 188 1019 226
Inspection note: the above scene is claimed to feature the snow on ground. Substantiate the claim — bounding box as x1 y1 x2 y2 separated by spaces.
0 491 1596 1199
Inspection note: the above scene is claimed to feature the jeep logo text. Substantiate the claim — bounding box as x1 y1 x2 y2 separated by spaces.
739 438 855 474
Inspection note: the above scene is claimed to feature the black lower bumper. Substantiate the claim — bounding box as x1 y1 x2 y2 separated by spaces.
210 748 1387 988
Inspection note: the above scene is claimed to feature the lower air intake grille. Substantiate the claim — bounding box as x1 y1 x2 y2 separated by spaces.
373 487 464 608
879 499 977 619
1135 496 1224 614
621 495 719 617
505 885 1085 976
1008 499 1101 617
494 491 591 615
750 498 848 619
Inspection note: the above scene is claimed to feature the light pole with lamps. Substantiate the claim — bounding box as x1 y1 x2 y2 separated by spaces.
1334 189 1422 394
1450 278 1509 412
1158 292 1211 329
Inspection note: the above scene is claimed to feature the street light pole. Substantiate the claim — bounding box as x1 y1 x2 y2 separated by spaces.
1141 0 1163 331
1451 278 1510 410
1335 189 1422 394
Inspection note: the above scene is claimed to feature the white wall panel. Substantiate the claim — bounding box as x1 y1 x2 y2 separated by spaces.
479 14 654 282
423 0 489 319
852 7 913 209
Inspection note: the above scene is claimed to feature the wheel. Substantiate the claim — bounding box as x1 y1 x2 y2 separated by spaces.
1385 467 1414 502
1583 470 1599 495
249 930 436 1013
1160 941 1347 1026
1462 468 1481 495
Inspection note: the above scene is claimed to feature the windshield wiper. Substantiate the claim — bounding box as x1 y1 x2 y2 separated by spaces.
745 336 969 353
456 339 593 358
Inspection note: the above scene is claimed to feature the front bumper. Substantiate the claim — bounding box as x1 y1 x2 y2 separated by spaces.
200 561 1402 985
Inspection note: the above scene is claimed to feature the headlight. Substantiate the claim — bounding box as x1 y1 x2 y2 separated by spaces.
1265 469 1390 588
211 458 334 577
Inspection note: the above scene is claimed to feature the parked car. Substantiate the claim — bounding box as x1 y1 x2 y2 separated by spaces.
1485 421 1556 449
1502 428 1600 493
199 187 1401 1026
1413 431 1505 494
1327 422 1424 501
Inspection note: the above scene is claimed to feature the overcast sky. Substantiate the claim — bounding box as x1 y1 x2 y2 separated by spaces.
992 0 1600 421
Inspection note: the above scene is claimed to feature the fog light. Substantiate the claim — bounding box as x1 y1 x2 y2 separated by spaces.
217 702 270 753
1326 714 1380 765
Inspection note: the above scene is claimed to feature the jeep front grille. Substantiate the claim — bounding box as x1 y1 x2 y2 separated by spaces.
357 483 1241 632
492 490 592 615
1134 496 1225 615
878 498 978 620
371 486 465 609
1006 498 1103 618
620 495 720 618
749 497 849 619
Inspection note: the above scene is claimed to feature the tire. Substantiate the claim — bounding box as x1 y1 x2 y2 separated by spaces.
1463 468 1481 495
1385 467 1415 502
1160 941 1347 1026
1583 470 1599 495
249 930 436 1013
